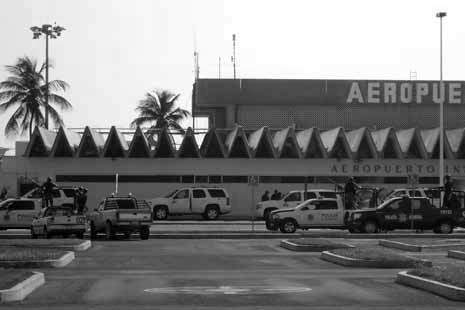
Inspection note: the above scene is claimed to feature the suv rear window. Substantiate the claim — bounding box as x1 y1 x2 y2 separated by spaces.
63 188 76 197
193 189 206 198
8 201 35 211
207 189 226 198
319 192 336 199
105 199 136 210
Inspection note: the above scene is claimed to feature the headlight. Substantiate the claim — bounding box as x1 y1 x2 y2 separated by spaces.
353 213 362 220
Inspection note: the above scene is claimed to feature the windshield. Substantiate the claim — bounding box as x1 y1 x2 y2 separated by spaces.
376 198 396 210
164 190 177 198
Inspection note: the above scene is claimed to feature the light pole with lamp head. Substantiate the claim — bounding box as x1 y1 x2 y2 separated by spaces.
30 23 65 129
436 12 446 190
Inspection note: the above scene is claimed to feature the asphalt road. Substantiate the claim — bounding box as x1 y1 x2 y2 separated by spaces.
2 238 465 310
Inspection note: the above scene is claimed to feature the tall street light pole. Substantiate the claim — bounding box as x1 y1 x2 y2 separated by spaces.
436 12 446 189
30 23 65 129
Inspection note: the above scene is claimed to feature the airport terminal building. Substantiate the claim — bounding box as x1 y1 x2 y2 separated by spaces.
1 78 465 217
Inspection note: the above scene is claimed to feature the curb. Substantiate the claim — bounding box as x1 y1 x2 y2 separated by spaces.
320 251 432 268
71 240 91 251
396 271 465 301
448 250 465 261
280 240 354 252
0 251 75 268
380 239 465 252
0 272 45 303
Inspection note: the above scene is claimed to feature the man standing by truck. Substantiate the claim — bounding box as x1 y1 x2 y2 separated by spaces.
344 177 360 210
42 177 57 208
443 175 453 208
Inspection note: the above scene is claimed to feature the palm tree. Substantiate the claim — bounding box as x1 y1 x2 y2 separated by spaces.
130 89 191 136
0 56 71 138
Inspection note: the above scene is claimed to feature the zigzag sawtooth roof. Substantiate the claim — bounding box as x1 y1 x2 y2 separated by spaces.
16 125 465 160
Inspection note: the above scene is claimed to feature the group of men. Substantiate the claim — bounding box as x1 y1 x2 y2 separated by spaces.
261 190 283 201
41 177 88 213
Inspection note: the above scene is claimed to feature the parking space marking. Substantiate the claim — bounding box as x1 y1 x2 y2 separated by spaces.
144 285 312 295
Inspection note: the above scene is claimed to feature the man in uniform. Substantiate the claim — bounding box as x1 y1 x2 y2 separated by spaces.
344 177 360 210
443 175 453 208
42 177 57 208
261 190 270 201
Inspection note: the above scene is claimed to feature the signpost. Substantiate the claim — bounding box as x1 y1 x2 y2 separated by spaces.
248 176 259 232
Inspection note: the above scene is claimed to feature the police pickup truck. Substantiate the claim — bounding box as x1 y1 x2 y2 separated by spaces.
256 189 338 219
266 197 352 233
30 206 88 239
346 196 465 234
88 195 152 240
0 198 42 230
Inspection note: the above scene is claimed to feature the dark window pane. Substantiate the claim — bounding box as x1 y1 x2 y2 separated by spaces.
208 189 226 198
222 176 248 183
182 175 195 183
209 176 222 183
63 188 76 197
193 189 206 198
195 176 208 183
304 192 317 200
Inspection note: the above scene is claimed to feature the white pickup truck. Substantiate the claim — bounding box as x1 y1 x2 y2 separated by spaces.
266 197 353 233
0 198 42 230
256 189 339 219
22 187 76 207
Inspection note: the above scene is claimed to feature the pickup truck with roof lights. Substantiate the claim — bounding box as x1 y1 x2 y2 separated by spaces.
346 196 465 234
31 206 88 239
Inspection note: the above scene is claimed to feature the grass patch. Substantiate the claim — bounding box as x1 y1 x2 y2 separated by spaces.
410 264 465 289
330 247 426 267
395 239 465 246
0 246 66 262
0 269 34 290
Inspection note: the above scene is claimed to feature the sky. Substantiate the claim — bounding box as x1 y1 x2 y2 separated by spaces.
0 0 464 147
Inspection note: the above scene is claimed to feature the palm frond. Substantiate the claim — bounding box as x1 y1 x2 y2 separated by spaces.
48 94 72 110
46 79 69 92
0 93 25 111
46 105 64 127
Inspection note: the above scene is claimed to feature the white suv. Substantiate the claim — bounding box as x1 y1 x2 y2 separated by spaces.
148 187 231 220
21 187 76 208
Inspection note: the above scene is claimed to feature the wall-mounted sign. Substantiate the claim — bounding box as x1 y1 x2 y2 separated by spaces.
346 81 464 104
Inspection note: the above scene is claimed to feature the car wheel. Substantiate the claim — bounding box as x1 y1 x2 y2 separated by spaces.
204 206 219 220
124 232 131 239
90 222 97 240
435 221 453 234
140 226 150 240
153 206 168 220
105 222 114 240
265 219 278 231
279 219 297 234
30 227 38 239
362 221 378 234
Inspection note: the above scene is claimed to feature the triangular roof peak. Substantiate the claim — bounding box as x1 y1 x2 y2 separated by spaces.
50 126 81 157
296 127 326 158
24 126 57 157
272 127 302 158
446 128 465 158
371 127 403 159
128 126 151 158
177 127 201 158
199 128 226 158
346 127 378 159
153 127 176 158
103 126 129 158
77 126 105 157
396 128 428 159
224 125 252 158
421 128 454 159
248 127 276 158
320 127 352 159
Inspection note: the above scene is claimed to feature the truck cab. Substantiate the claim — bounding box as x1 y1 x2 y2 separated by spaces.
256 189 338 219
0 198 42 230
266 196 349 233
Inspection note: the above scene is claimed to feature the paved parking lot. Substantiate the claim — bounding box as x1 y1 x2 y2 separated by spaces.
2 238 464 309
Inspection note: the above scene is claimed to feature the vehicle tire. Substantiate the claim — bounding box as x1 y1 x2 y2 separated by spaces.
44 226 51 239
90 222 97 240
279 219 297 234
124 232 131 239
30 227 38 239
348 227 360 233
434 221 453 234
266 220 278 231
153 206 168 221
140 226 150 240
204 205 220 220
362 221 378 234
105 221 115 240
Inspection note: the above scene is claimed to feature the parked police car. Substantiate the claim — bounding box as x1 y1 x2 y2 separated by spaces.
346 196 465 234
0 198 42 230
88 195 152 240
30 206 88 239
256 189 338 219
266 196 352 233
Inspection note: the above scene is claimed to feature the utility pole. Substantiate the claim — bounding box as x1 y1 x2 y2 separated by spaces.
436 12 446 189
232 34 237 79
30 23 65 129
218 57 221 79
